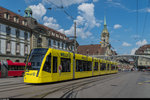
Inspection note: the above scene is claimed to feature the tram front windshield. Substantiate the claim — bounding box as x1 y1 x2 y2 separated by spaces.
26 48 48 70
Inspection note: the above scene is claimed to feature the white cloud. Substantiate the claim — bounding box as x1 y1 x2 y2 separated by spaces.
43 16 60 30
114 24 122 29
131 48 138 55
106 0 129 11
42 0 88 7
93 0 98 2
40 2 101 39
64 3 101 39
29 3 47 20
136 39 147 47
122 42 131 47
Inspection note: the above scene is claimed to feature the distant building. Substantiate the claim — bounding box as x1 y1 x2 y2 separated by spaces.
0 6 78 62
77 16 117 56
135 44 150 68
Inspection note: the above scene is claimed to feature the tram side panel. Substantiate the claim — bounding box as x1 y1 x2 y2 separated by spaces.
53 50 73 81
39 49 74 83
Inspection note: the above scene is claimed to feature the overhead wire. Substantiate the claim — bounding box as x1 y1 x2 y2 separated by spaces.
135 0 139 41
141 0 150 41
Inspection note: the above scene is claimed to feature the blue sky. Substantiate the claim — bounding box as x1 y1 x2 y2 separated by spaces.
0 0 150 55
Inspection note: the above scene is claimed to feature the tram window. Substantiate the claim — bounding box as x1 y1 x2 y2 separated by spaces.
82 61 92 71
87 61 92 71
83 61 87 71
61 58 71 72
100 63 106 70
53 57 57 73
107 64 110 70
43 55 51 73
94 62 98 71
111 65 116 70
116 66 118 70
76 60 83 72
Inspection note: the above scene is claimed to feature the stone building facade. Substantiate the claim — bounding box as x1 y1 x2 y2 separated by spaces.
135 44 150 68
0 6 77 62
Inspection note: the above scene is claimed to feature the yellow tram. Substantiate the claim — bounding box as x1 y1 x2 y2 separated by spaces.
24 48 118 84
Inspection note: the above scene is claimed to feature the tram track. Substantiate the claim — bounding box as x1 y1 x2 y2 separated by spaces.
31 72 125 98
0 83 27 90
0 72 126 98
5 73 118 98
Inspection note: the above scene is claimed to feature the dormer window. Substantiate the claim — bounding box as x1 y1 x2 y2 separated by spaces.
14 16 19 23
64 37 66 40
52 32 55 36
4 13 10 20
56 34 59 38
22 20 27 26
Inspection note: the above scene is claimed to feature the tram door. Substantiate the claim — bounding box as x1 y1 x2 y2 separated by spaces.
1 60 8 78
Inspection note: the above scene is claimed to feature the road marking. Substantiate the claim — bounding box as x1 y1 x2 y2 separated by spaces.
138 80 150 85
138 83 143 85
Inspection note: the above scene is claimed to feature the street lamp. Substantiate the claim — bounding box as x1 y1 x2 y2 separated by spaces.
48 6 77 79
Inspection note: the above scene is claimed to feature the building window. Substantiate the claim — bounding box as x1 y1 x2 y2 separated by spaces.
65 44 68 50
6 41 11 52
24 32 28 40
56 34 59 38
16 29 20 38
37 37 42 47
4 13 10 20
25 45 28 54
53 40 56 47
16 43 20 54
52 32 55 36
62 43 64 49
60 36 63 39
22 20 27 26
6 26 11 35
14 17 19 23
58 42 60 48
0 24 1 31
48 39 51 47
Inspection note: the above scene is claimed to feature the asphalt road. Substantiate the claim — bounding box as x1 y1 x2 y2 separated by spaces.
0 71 150 98
74 71 150 98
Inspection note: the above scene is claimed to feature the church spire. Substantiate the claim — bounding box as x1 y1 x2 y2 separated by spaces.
104 16 107 30
104 16 106 25
101 16 109 48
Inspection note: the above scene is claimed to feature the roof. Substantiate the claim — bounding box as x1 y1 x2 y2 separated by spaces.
0 6 72 42
0 6 28 26
77 44 107 55
135 44 150 55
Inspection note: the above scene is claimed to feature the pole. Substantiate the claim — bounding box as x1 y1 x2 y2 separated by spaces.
73 21 76 79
